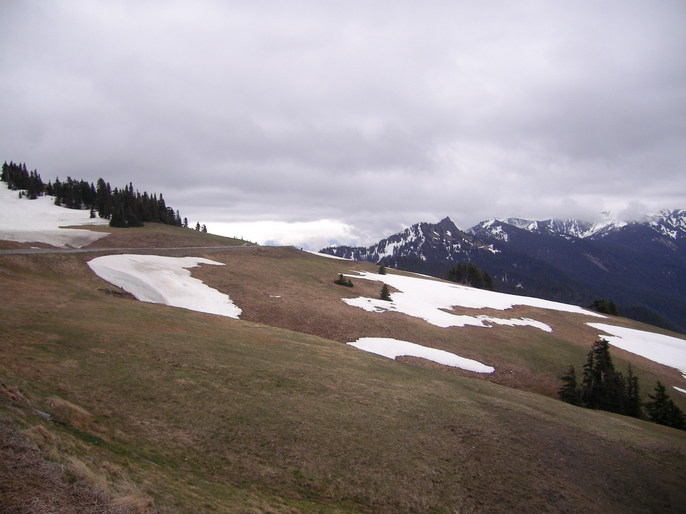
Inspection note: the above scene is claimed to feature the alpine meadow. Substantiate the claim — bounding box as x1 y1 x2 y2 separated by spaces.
1 167 686 513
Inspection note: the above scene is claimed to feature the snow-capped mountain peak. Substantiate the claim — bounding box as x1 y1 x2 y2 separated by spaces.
644 209 686 239
320 217 475 265
469 215 632 240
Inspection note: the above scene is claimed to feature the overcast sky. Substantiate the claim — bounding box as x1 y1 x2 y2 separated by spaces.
1 1 684 249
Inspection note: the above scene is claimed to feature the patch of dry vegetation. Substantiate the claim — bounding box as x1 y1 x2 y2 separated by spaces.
1 243 686 512
81 222 247 249
193 248 686 405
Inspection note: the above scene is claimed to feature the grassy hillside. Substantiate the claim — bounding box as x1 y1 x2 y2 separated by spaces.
1 223 685 512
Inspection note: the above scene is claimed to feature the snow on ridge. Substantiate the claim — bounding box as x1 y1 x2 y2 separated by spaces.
348 337 494 373
310 251 353 261
88 254 242 318
587 323 686 380
0 183 109 247
474 215 629 239
341 270 604 332
645 209 686 239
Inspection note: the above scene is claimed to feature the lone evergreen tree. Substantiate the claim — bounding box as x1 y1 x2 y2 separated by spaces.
378 264 386 275
380 284 391 301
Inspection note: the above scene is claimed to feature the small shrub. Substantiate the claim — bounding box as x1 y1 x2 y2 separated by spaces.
334 274 353 287
380 284 391 301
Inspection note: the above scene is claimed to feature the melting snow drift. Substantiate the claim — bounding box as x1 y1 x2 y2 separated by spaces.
88 254 241 318
588 323 686 379
342 271 604 331
348 337 494 373
0 184 109 247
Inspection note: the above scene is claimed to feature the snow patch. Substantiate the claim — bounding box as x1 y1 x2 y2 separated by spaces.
348 337 494 373
310 251 353 261
341 271 601 331
0 184 109 247
587 323 686 378
674 386 686 395
88 254 241 318
343 295 552 331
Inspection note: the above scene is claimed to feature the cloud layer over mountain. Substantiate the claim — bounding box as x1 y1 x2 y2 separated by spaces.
1 1 684 248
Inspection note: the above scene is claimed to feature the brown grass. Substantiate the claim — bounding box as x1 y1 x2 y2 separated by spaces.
1 232 685 512
80 222 247 249
0 416 116 513
191 247 686 406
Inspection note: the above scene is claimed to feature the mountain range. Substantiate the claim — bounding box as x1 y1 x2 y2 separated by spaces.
320 210 686 333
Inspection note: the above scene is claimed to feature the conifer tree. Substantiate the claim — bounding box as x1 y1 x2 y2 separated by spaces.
589 299 619 316
625 365 641 418
558 366 580 405
3 162 186 229
446 262 494 290
579 339 626 413
565 339 645 418
109 204 128 228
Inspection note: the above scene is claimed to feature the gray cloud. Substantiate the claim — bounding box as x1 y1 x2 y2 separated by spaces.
1 1 684 247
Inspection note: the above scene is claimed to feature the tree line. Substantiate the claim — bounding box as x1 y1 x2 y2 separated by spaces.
2 161 196 229
559 339 685 430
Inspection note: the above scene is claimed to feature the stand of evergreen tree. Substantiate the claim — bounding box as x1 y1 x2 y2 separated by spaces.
2 161 184 229
1 161 44 199
559 339 684 430
445 262 493 290
588 298 618 316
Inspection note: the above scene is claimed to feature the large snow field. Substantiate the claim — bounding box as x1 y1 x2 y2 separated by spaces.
88 254 242 318
348 337 494 373
0 184 109 248
342 271 604 331
588 323 686 386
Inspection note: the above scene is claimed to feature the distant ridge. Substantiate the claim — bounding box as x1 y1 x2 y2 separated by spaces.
321 210 686 333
